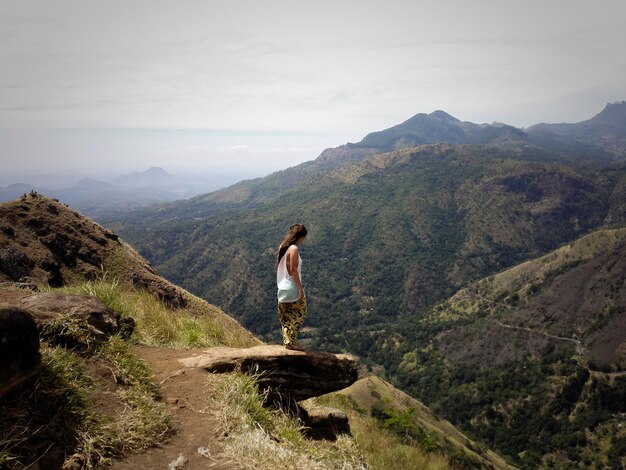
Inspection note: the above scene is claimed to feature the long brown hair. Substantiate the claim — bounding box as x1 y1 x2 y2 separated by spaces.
276 224 308 267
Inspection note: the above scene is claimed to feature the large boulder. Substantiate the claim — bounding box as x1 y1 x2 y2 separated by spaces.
20 293 132 345
0 306 41 398
179 345 359 402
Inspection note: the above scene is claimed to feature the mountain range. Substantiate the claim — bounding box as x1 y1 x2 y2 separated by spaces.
0 166 225 218
103 101 626 468
105 102 626 333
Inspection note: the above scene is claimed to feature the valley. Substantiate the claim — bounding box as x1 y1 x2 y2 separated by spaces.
2 102 625 468
103 102 626 468
0 193 505 469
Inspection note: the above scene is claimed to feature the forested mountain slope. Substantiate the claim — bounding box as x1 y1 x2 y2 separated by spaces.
527 101 626 157
379 227 626 468
103 103 626 468
108 141 626 347
1 194 516 469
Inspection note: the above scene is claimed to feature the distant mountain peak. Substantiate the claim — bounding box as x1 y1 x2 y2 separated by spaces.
118 166 175 187
604 100 626 109
143 166 172 176
125 166 173 178
429 110 460 122
75 177 115 190
593 100 626 123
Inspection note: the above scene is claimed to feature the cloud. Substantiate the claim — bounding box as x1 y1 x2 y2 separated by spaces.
0 1 624 134
182 146 205 153
219 145 251 153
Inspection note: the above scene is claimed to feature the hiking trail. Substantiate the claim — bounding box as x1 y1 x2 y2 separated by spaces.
109 345 240 470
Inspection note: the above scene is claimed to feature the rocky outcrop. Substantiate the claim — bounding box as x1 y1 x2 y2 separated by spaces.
0 246 34 281
21 292 133 346
0 306 41 399
0 194 188 309
301 405 350 441
179 345 359 402
179 345 358 440
61 453 87 470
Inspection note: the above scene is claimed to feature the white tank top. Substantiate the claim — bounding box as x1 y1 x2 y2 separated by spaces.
276 245 302 303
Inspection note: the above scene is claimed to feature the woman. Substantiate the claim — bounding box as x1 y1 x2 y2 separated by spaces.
276 223 308 350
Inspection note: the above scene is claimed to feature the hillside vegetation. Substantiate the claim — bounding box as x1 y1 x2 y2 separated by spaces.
102 102 626 468
379 227 626 468
110 142 624 347
0 194 489 469
328 375 511 469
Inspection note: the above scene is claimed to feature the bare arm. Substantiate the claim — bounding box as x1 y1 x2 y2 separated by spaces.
286 245 304 300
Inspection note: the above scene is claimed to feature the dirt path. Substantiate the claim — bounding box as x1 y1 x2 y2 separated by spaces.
0 286 241 468
0 285 33 304
109 345 241 470
493 320 582 346
493 320 626 377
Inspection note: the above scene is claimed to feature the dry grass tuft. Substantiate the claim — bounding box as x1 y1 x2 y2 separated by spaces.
0 338 170 469
50 276 259 348
207 372 367 470
348 414 451 470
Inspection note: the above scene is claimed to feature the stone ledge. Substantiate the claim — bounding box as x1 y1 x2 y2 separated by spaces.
179 345 358 402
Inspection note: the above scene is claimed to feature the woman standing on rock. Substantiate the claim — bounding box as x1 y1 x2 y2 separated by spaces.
276 223 308 350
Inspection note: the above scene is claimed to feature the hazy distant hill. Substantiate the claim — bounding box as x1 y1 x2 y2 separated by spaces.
0 183 42 201
74 177 117 191
170 103 621 210
353 109 528 151
0 167 222 218
117 166 177 187
527 101 626 157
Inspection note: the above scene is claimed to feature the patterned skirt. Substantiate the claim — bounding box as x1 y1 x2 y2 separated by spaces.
277 297 307 346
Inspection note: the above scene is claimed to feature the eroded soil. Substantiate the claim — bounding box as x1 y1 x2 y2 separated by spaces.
109 345 241 470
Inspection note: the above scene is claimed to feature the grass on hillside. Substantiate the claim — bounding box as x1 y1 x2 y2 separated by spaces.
325 375 513 469
3 277 457 469
207 371 453 470
0 338 170 468
46 275 259 348
440 227 626 320
2 276 257 468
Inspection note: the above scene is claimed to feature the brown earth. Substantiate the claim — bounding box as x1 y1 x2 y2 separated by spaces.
0 285 33 304
0 194 187 308
109 345 241 470
0 282 242 469
0 286 33 305
513 240 626 368
0 283 242 469
435 229 626 371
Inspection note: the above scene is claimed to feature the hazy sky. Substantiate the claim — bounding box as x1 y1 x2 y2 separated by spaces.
1 0 625 183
